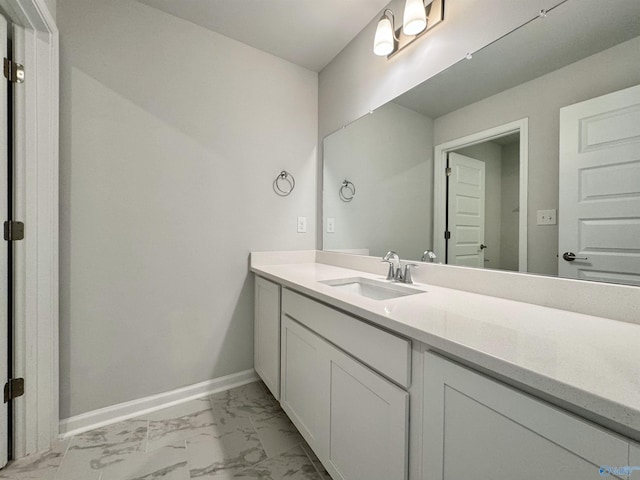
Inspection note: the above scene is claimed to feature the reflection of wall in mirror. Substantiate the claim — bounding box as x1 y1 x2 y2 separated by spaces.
434 36 640 276
323 102 433 260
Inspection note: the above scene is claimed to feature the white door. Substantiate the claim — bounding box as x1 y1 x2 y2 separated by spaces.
0 12 8 469
447 152 486 268
559 84 640 284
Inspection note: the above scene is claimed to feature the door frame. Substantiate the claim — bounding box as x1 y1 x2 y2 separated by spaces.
433 118 528 272
0 0 58 458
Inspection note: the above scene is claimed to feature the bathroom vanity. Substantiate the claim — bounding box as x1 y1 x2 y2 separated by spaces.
251 250 640 480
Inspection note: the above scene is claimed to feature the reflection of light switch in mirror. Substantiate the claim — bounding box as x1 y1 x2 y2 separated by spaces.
327 217 335 233
537 209 557 225
297 216 307 233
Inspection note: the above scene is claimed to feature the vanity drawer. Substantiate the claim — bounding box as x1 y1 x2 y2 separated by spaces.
282 288 411 388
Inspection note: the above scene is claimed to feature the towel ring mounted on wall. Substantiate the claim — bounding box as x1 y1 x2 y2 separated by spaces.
273 170 295 197
339 180 356 202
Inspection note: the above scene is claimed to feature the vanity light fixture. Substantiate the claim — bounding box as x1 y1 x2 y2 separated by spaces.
403 0 427 35
374 0 445 58
373 9 397 56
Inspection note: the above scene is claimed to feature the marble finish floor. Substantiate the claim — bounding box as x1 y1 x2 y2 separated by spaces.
1 382 332 480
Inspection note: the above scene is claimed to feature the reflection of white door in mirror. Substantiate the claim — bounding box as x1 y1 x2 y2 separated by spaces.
559 84 640 285
447 153 486 268
434 119 528 273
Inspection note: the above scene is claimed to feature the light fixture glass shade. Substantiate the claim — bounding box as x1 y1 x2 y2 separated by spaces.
373 15 395 56
403 0 427 35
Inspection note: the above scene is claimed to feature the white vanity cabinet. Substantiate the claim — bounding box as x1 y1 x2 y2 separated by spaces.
422 351 631 480
281 290 410 480
254 276 281 399
631 443 640 468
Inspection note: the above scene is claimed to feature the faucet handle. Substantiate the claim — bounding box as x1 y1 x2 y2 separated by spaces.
381 259 395 280
421 250 437 262
382 251 400 280
403 263 419 284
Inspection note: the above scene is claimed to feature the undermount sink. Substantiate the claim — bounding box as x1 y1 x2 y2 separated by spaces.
320 277 424 301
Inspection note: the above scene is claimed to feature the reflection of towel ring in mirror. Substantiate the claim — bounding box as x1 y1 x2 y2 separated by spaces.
273 170 295 197
339 180 356 202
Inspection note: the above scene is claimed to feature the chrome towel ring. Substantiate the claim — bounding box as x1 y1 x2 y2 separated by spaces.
273 170 295 197
339 180 356 202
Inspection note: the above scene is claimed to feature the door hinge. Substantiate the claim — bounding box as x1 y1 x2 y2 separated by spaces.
4 58 25 83
4 378 25 403
444 230 451 239
445 167 452 176
4 220 25 241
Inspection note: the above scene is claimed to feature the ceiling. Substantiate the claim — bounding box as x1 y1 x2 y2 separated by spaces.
136 0 390 72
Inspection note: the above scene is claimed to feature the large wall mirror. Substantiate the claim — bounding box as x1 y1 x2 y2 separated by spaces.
322 0 640 286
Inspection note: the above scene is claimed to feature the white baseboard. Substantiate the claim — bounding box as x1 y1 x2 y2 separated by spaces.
59 369 259 438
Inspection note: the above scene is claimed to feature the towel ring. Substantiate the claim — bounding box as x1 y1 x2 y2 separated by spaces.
339 180 356 202
273 170 295 197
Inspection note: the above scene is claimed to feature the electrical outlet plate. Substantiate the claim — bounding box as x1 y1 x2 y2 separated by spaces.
537 209 557 225
297 216 307 233
327 217 335 233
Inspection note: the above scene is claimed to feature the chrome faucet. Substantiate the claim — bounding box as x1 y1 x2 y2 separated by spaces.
421 250 437 262
382 251 419 284
382 251 400 280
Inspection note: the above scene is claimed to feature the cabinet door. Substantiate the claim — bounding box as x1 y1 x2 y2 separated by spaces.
280 316 331 458
422 351 629 480
254 276 281 399
326 346 409 480
631 443 640 470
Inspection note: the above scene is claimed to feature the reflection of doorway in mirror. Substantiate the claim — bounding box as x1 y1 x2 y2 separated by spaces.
434 119 528 272
448 137 520 271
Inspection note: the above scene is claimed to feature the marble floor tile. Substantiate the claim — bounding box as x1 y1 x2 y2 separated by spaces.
250 409 304 458
102 443 189 480
299 442 332 480
185 423 267 479
147 401 242 452
0 438 70 480
233 445 321 480
54 419 148 480
209 383 279 425
0 382 333 480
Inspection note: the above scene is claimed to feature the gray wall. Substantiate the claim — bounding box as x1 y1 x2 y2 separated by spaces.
58 0 317 418
434 37 640 275
323 102 433 260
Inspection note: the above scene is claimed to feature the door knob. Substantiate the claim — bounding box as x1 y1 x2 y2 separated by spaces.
562 252 588 262
480 244 487 250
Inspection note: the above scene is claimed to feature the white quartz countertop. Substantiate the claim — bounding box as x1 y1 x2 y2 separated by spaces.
251 260 640 437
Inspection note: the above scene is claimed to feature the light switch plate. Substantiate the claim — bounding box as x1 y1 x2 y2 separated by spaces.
327 217 335 233
537 209 557 225
297 216 307 233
